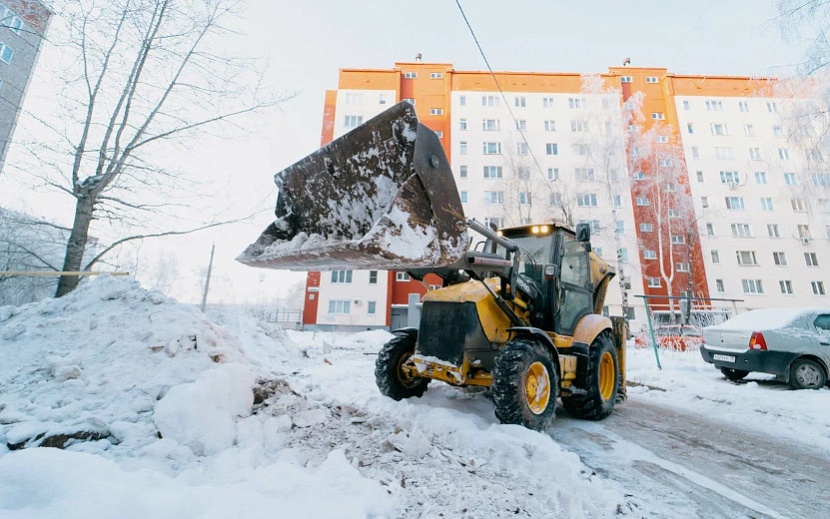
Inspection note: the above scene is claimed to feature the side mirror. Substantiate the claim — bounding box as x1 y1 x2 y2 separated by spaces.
544 264 557 281
575 222 591 243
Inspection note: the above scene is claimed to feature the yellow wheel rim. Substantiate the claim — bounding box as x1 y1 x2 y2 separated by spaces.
598 351 616 401
525 361 551 415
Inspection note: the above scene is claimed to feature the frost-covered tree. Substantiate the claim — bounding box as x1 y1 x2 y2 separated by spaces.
12 0 284 297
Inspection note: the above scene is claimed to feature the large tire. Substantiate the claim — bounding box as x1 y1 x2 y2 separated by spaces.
720 367 749 381
562 332 619 420
788 358 827 390
491 338 559 430
375 331 430 400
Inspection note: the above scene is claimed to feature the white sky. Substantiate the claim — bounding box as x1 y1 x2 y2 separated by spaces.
1 0 812 304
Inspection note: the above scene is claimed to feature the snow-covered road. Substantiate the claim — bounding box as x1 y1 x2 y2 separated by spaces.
550 398 830 519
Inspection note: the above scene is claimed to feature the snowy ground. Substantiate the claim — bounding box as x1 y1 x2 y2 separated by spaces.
0 276 827 518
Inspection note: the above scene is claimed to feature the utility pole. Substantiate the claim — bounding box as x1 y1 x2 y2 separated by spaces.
200 243 215 312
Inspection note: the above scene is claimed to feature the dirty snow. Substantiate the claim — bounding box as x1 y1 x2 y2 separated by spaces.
1 276 828 518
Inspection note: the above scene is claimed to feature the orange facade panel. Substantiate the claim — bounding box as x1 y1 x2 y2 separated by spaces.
320 90 337 147
338 69 401 91
667 75 776 97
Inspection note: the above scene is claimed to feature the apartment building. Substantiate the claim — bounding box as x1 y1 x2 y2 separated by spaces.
0 0 51 172
300 61 829 331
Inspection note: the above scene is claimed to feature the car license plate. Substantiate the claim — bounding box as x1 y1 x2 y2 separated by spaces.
713 353 736 363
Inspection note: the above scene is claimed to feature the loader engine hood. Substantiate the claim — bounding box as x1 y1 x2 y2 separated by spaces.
237 102 470 271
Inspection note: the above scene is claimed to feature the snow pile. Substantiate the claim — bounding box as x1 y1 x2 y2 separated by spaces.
0 277 623 518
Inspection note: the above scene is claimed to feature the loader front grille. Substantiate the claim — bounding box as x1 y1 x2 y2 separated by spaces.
417 302 489 366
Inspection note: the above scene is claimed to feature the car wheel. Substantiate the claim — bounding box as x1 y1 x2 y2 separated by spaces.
788 358 827 390
720 367 749 381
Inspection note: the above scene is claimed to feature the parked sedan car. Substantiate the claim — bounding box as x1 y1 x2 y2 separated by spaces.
700 308 830 389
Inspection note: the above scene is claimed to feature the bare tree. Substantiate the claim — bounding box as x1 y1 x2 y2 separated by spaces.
778 0 830 74
628 116 698 321
16 0 284 297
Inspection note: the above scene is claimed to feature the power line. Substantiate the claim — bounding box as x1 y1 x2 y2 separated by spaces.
453 0 556 197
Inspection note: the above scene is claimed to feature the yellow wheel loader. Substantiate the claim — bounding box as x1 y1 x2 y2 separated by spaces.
239 102 626 430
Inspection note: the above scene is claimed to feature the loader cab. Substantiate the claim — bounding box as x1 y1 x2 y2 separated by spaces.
495 224 594 334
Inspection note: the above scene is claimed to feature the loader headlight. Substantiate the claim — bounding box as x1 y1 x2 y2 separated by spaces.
532 226 540 234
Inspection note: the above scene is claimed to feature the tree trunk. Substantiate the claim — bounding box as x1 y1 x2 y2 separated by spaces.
55 197 95 297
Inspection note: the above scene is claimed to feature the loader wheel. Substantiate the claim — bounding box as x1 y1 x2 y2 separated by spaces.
491 339 559 431
562 332 619 421
375 331 430 400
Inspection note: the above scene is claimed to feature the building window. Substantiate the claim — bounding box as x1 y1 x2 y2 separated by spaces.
483 142 502 155
568 97 586 109
812 281 826 295
549 193 562 207
615 221 625 234
646 76 658 83
0 43 13 64
379 94 388 105
725 196 745 210
396 272 411 282
682 100 691 110
636 196 650 206
514 96 526 107
652 112 665 120
481 217 501 229
691 146 699 158
345 93 364 105
614 195 622 207
705 100 724 111
460 191 468 203
640 222 654 232
744 124 756 137
435 131 443 138
648 277 661 288
482 95 499 107
671 235 685 245
736 250 758 266
458 118 467 131
517 166 531 180
577 193 597 207
368 301 377 314
547 168 559 181
754 171 767 184
459 95 466 106
620 76 633 83
731 223 752 237
701 196 709 208
719 171 740 184
711 123 728 136
696 171 704 182
482 118 500 131
805 252 819 267
459 165 468 178
773 252 788 266
767 224 780 238
711 250 720 264
544 120 556 132
632 171 645 181
706 223 715 236
517 142 529 155
761 197 774 211
749 147 762 161
546 143 559 155
519 192 532 205
484 191 504 204
571 120 588 132
767 101 777 113
659 158 673 167
343 115 363 128
738 101 749 112
328 300 351 314
742 279 764 294
483 166 503 179
715 147 734 160
687 123 694 134
791 198 807 212
542 97 555 108
430 72 443 79
676 262 690 272
459 141 468 155
780 280 794 295
403 98 416 105
644 249 657 259
429 108 444 116
515 119 527 131
572 143 589 156
404 72 418 78
716 279 725 293
778 148 790 160
331 270 353 283
367 271 378 284
575 167 595 182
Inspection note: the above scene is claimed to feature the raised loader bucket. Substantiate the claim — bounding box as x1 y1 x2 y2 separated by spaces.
237 102 470 271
